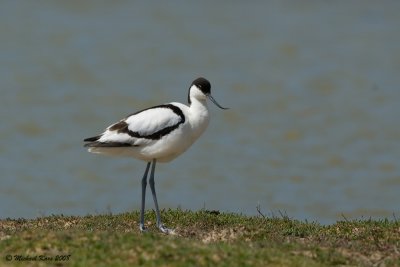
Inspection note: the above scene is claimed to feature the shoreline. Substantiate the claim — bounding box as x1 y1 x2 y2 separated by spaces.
1 209 399 266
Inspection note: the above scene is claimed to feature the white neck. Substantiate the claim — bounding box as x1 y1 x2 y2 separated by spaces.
188 97 210 139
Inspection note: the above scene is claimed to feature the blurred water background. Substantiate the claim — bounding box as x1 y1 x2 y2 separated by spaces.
1 1 399 224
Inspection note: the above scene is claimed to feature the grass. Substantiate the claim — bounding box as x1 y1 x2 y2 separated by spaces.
0 209 399 266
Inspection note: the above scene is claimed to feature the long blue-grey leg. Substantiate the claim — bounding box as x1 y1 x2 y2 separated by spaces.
139 162 151 232
149 159 174 234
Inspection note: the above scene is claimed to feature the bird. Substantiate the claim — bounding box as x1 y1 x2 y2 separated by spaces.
83 77 228 234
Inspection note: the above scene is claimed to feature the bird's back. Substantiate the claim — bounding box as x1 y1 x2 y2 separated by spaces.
84 102 209 162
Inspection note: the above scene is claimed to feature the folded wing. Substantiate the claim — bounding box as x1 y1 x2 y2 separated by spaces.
84 104 185 147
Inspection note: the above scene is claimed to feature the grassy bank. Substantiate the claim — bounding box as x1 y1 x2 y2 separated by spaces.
1 209 399 266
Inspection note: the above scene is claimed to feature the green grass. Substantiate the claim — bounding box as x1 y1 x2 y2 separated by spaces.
1 209 399 266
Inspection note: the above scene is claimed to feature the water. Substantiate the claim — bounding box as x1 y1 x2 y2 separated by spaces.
1 1 399 224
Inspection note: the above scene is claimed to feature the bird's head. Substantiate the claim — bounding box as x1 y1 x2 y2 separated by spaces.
188 77 228 109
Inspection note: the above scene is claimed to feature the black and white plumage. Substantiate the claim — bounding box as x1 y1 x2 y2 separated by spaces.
84 77 227 233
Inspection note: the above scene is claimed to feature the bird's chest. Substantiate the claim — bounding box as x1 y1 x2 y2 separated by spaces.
188 111 210 140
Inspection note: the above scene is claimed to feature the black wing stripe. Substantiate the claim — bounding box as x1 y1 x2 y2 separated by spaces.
84 141 136 147
84 135 102 142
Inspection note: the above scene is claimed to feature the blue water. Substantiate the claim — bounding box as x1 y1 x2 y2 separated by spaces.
1 1 400 224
